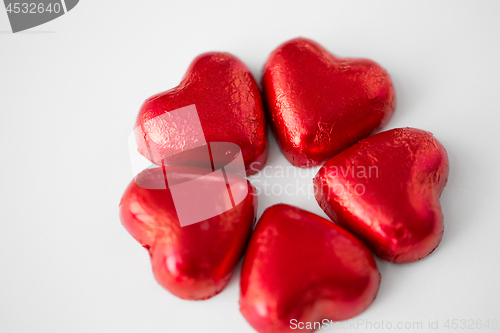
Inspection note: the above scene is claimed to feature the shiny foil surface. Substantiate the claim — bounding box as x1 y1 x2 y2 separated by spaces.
262 37 395 167
314 128 449 263
136 52 268 175
119 167 257 300
240 204 380 333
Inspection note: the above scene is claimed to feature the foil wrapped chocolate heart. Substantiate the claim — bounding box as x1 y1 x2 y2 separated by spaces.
136 52 268 175
314 128 449 263
240 204 380 333
120 166 257 300
262 37 395 167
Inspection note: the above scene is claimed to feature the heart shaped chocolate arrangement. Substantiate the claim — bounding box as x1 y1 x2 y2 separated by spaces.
119 38 450 333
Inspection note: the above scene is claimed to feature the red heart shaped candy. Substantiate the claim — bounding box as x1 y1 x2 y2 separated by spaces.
119 166 257 300
314 128 449 263
136 52 268 175
240 204 380 333
262 37 395 167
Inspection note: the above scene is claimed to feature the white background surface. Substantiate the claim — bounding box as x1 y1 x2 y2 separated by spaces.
1 1 500 332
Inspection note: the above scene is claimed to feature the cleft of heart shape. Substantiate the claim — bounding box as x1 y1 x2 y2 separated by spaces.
262 37 395 168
